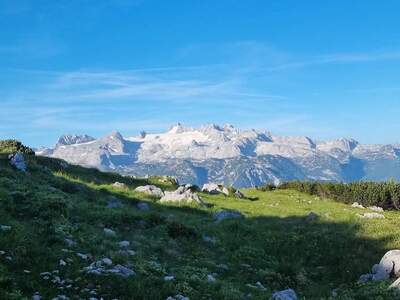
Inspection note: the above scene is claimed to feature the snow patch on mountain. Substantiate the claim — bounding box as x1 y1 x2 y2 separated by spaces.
39 124 400 187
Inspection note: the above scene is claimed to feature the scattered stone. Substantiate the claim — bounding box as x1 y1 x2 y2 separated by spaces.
166 295 189 300
164 275 175 281
64 238 76 247
270 289 298 300
110 264 136 278
101 258 113 266
351 202 365 209
136 202 150 211
135 185 164 198
234 189 245 199
222 187 230 196
202 183 224 194
9 152 27 172
207 274 217 283
368 206 384 212
104 228 117 237
0 225 11 231
306 212 318 221
112 182 127 189
389 277 400 289
59 259 67 267
160 185 205 205
247 281 266 291
214 210 244 222
85 260 135 278
202 235 216 244
358 273 373 283
358 213 385 219
359 250 400 283
118 240 130 248
76 253 88 260
107 196 123 209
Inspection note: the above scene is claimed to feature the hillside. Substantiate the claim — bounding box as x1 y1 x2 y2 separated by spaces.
38 124 400 187
1 153 400 299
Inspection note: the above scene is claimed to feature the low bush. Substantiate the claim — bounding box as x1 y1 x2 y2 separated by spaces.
278 180 400 209
0 140 35 155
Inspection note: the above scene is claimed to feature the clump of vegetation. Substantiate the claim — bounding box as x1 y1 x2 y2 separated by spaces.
277 180 400 209
0 139 35 155
256 182 277 191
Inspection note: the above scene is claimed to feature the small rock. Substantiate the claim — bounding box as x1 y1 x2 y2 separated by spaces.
222 187 230 196
32 292 41 300
64 238 76 247
214 210 244 222
358 213 385 219
9 152 27 172
118 240 130 248
202 183 223 194
0 225 11 231
306 212 318 221
109 264 135 277
101 258 113 266
368 206 384 212
135 185 164 198
351 202 365 209
166 295 189 300
202 235 216 244
270 289 298 300
359 273 373 283
113 182 127 189
104 228 116 237
76 253 88 260
136 202 150 211
59 259 67 267
207 274 216 283
164 275 175 281
234 190 245 199
160 186 206 205
107 196 123 209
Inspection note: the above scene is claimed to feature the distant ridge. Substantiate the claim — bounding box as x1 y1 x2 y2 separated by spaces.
37 124 400 187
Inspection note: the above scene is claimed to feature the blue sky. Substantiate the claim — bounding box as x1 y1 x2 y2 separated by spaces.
1 0 400 146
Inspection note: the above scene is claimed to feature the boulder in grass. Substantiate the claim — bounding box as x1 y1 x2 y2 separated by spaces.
202 183 223 194
306 212 318 222
113 182 127 189
351 202 364 209
270 289 298 300
368 206 384 212
214 210 244 222
160 185 205 205
136 202 150 211
358 213 385 219
9 153 27 172
359 250 400 283
107 196 123 209
134 185 164 198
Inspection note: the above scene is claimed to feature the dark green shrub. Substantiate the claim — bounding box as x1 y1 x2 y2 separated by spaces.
278 180 400 209
167 221 198 239
0 140 35 155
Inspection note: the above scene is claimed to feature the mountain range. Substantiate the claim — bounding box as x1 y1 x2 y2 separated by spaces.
37 124 400 187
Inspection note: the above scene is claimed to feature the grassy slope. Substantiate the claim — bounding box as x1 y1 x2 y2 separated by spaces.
0 155 400 299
